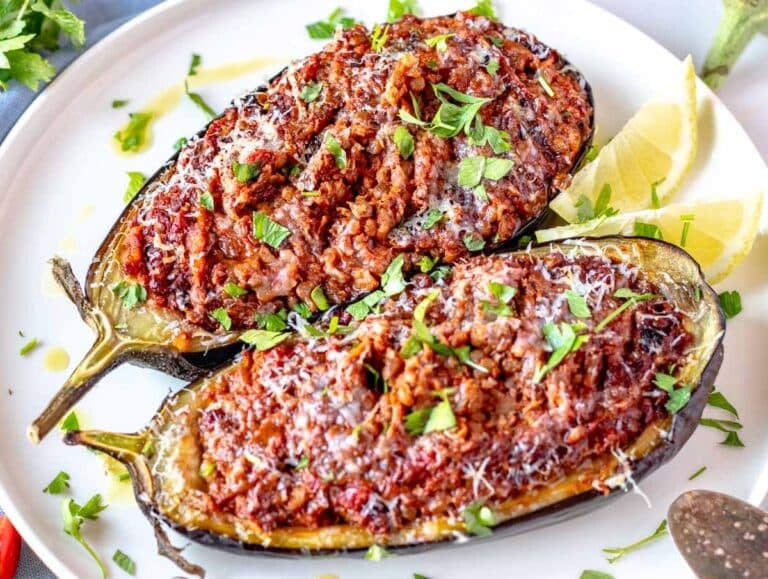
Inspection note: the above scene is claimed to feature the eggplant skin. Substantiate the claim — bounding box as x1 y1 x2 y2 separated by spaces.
65 237 726 558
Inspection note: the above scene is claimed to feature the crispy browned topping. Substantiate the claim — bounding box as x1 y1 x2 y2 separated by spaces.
190 251 691 535
121 13 592 331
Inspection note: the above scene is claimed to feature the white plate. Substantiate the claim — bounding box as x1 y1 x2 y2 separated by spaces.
1 0 767 577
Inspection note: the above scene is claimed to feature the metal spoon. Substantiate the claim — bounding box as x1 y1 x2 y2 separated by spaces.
668 490 768 578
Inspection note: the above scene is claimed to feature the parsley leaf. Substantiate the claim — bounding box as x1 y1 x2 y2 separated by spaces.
185 80 216 119
463 234 485 251
421 208 445 229
387 0 421 21
306 8 357 39
199 192 214 211
252 211 291 248
43 471 70 494
707 390 739 418
255 311 288 332
603 520 667 564
20 337 39 356
224 282 248 298
425 33 453 52
299 81 323 103
404 407 432 435
122 172 145 204
565 289 591 318
393 125 414 159
534 322 577 383
112 282 147 310
424 399 456 433
468 0 498 20
462 501 496 536
575 183 618 223
364 544 392 561
718 290 742 319
62 496 108 578
210 307 232 331
60 411 79 432
111 99 128 109
721 431 745 447
580 572 614 579
240 329 290 350
325 133 347 168
232 159 262 183
187 53 201 76
400 83 491 140
310 285 330 311
633 220 664 240
485 59 500 75
113 112 153 153
294 454 309 470
371 23 388 52
594 289 654 332
112 549 136 576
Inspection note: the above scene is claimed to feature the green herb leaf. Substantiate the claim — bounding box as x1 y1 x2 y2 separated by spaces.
20 337 39 356
423 399 456 433
633 220 664 240
60 411 79 432
185 80 216 119
425 33 453 52
401 83 491 140
485 59 499 75
482 157 513 180
30 1 85 48
113 111 153 153
603 519 668 564
665 384 692 414
580 572 614 579
575 184 618 223
187 53 201 76
299 81 323 103
240 329 290 350
295 454 309 470
364 544 392 561
594 289 654 332
565 289 591 318
707 390 739 418
421 208 445 230
650 178 664 209
173 136 188 151
122 172 145 204
325 133 347 169
458 156 485 188
584 144 600 163
534 322 577 383
43 471 70 494
199 192 214 211
224 282 248 298
387 0 421 21
310 285 330 311
463 234 485 251
255 311 288 332
62 496 108 578
489 281 516 304
468 0 498 20
393 125 414 159
721 431 745 447
112 282 147 310
462 501 496 536
431 265 452 282
371 23 388 52
112 549 136 576
252 211 291 248
111 99 129 109
653 372 678 393
699 417 743 432
232 159 262 183
718 290 742 319
306 8 357 39
345 300 370 321
688 466 706 481
2 49 56 91
292 302 312 319
404 407 432 435
211 307 232 331
417 255 437 273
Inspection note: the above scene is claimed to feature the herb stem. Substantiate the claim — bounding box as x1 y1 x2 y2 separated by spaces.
15 0 31 22
595 297 635 332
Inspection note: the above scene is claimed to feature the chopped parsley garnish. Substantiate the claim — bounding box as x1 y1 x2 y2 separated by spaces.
699 417 743 432
113 550 136 576
294 454 309 470
565 289 591 318
393 125 414 159
346 300 371 322
199 461 215 477
256 310 288 332
364 544 392 561
603 519 668 564
463 234 485 251
468 122 512 154
534 322 582 383
345 255 406 320
485 34 503 47
184 81 216 119
173 137 188 151
468 0 498 20
232 159 262 183
20 337 39 356
210 307 232 331
679 213 695 247
293 302 313 319
310 285 330 311
688 466 707 481
537 73 555 97
111 99 129 109
400 83 491 140
387 0 420 21
594 288 654 332
112 282 147 310
187 53 202 76
482 280 516 316
584 144 600 163
707 390 739 417
325 133 347 169
62 495 109 578
485 59 500 75
198 192 214 211
425 394 456 433
306 8 357 39
458 156 514 201
404 407 431 435
653 373 691 414
43 471 70 494
122 171 145 203
421 207 445 230
299 81 323 103
580 572 614 579
60 411 79 432
575 183 617 223
425 33 453 52
114 112 153 153
718 290 742 319
431 265 452 282
633 221 663 240
224 282 247 298
252 211 291 248
371 24 388 52
650 178 664 209
240 329 290 350
462 500 496 536
721 431 745 447
417 255 438 273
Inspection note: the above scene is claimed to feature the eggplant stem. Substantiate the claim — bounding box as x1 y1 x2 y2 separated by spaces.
27 259 144 443
701 0 768 89
63 429 148 463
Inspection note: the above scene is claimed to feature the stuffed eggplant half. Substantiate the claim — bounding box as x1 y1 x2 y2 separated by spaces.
66 238 724 555
30 12 594 441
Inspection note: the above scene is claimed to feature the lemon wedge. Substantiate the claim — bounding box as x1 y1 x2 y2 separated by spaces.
536 192 763 284
552 55 698 223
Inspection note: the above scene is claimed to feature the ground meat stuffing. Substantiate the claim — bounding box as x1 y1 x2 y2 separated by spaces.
190 250 693 535
120 12 592 331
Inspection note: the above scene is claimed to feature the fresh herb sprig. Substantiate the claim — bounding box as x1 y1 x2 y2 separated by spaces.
603 520 668 564
62 495 109 578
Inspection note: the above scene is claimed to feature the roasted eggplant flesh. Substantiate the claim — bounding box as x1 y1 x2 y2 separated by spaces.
67 238 724 554
32 12 594 441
